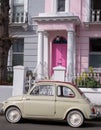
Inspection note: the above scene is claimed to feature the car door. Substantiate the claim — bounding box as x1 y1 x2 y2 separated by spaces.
55 85 75 118
23 84 56 117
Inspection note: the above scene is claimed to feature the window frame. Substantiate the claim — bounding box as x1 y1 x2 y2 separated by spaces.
10 0 28 23
30 85 55 96
13 4 24 23
12 38 24 66
57 0 65 12
89 38 101 68
57 86 75 98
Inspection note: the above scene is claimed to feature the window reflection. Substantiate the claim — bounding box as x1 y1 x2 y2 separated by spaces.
57 0 65 12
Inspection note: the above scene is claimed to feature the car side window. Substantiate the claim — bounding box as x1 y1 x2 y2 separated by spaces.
57 86 75 98
30 85 55 96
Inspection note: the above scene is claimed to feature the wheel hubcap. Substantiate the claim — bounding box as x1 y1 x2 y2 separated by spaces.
70 114 81 125
8 110 20 122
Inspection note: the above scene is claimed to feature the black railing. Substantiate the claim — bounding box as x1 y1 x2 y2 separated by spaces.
0 66 13 85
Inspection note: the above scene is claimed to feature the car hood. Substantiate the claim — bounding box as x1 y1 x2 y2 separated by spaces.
7 95 26 101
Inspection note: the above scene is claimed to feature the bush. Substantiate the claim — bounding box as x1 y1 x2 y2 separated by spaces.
76 67 101 88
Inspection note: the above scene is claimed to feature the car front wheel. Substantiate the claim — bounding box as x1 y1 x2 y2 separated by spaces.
66 110 84 128
5 107 22 123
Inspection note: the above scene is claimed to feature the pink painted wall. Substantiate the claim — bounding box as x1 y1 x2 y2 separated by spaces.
44 0 88 21
76 24 101 73
45 0 52 13
42 0 101 73
70 0 81 19
38 22 75 31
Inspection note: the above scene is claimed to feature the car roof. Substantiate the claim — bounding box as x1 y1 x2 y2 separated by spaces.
35 80 75 87
35 80 83 95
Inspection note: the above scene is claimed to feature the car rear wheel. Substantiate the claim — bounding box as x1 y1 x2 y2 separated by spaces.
66 110 84 127
5 107 22 123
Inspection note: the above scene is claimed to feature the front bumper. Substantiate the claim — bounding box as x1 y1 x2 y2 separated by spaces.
0 103 5 115
0 108 4 115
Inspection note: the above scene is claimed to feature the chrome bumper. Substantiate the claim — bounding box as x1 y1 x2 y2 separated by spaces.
0 103 4 115
0 108 4 115
90 111 101 118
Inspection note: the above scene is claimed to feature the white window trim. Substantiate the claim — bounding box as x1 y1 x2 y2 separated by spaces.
52 0 70 13
89 52 101 69
10 0 28 23
65 0 70 13
85 0 90 22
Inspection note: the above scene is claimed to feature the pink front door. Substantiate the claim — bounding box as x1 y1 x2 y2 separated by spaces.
52 43 67 68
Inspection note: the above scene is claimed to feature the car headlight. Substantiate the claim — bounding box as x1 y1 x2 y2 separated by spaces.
1 101 8 107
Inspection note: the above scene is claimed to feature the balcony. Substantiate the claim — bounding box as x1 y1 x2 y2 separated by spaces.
12 12 24 23
91 9 101 22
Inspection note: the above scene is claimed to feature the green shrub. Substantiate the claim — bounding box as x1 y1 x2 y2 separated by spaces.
76 67 101 88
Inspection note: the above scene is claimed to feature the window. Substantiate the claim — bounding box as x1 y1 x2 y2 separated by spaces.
12 0 24 23
53 36 67 44
89 38 101 68
31 85 55 96
57 0 65 12
91 0 101 22
91 0 101 10
12 38 24 66
57 86 75 97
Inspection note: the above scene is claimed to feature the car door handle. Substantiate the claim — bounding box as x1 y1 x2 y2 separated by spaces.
26 98 30 100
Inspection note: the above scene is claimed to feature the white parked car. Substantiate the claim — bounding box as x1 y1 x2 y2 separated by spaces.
0 81 100 127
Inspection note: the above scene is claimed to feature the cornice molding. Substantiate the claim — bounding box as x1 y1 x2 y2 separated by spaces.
33 13 81 25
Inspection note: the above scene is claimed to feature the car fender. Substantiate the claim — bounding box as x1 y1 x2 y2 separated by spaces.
63 107 85 119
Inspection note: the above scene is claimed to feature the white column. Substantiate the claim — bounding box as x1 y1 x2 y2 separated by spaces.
53 66 66 81
85 0 90 22
52 0 57 13
13 66 28 96
65 0 70 13
73 33 76 76
67 31 74 82
37 31 44 79
44 32 49 79
24 0 28 23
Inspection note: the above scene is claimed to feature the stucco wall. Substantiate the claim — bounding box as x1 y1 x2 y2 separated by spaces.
24 36 38 70
70 0 81 18
44 0 89 22
76 24 101 73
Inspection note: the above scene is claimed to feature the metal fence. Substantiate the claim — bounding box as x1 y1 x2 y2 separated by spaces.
72 73 101 88
0 66 13 85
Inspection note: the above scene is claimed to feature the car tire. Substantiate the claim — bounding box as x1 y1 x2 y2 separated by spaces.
5 107 22 123
66 110 84 128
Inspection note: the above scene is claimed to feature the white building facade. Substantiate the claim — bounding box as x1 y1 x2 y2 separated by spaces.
8 0 45 71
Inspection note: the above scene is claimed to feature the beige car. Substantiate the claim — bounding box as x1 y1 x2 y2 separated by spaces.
0 81 99 127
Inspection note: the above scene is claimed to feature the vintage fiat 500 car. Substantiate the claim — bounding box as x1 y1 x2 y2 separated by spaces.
1 81 99 127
